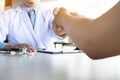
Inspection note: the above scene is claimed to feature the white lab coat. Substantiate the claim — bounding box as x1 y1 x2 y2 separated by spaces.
0 4 62 49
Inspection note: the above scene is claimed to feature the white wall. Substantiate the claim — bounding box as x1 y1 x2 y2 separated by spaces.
0 0 5 12
12 0 57 8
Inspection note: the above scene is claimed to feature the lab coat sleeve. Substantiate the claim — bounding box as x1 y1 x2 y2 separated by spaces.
0 42 8 48
0 10 10 48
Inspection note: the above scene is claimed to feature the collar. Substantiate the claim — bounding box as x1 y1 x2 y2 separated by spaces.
22 4 40 12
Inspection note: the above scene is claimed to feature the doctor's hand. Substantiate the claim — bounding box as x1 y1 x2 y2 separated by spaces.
52 7 75 38
4 43 36 53
52 7 67 38
52 7 83 26
52 7 84 38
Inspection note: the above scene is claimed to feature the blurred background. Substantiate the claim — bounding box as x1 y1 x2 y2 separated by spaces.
0 0 119 18
0 0 120 80
1 0 118 43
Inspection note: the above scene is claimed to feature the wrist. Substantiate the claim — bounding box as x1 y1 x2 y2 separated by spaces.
4 44 14 49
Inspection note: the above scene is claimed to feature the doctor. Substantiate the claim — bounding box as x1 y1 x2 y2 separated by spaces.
0 0 66 52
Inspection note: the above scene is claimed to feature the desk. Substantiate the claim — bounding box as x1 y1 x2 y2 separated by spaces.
0 52 120 80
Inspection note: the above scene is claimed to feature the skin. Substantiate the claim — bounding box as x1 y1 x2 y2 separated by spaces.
52 7 67 38
23 0 39 9
53 1 120 59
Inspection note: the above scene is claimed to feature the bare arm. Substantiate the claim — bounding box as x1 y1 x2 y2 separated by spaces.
53 1 120 59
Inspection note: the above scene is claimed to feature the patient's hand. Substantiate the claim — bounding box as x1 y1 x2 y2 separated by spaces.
53 24 67 38
52 7 67 38
52 7 87 39
4 43 36 53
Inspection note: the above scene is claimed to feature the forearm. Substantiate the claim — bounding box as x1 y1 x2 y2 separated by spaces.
88 1 120 59
60 14 97 57
60 2 120 59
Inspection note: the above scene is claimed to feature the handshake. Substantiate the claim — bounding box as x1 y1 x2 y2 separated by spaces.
52 7 81 38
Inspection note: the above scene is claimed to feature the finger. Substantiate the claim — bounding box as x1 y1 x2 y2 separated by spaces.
14 44 36 53
53 7 60 16
53 25 64 36
52 23 58 32
23 44 36 53
57 27 67 37
58 31 67 38
60 7 67 11
57 26 64 32
27 47 36 53
60 7 70 15
61 34 67 38
53 7 68 16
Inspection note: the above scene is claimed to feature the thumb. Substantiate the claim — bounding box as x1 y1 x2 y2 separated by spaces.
53 7 60 16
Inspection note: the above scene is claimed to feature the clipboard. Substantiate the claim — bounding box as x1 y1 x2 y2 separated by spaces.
37 48 82 54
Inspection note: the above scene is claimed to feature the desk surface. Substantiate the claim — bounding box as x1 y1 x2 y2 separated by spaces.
0 52 120 80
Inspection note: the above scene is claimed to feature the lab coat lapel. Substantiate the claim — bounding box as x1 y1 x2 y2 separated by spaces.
22 11 39 47
33 9 46 47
